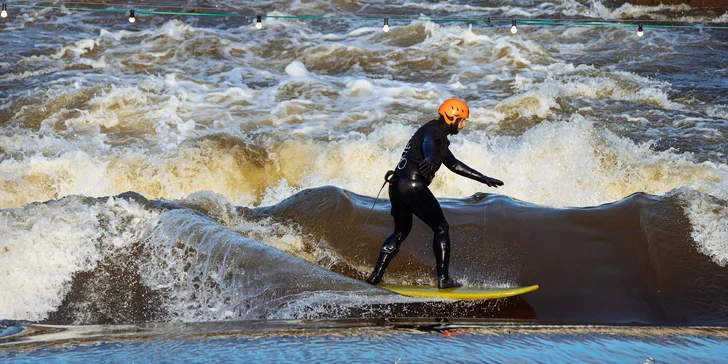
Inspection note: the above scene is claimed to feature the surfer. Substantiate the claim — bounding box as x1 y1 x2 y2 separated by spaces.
367 99 504 289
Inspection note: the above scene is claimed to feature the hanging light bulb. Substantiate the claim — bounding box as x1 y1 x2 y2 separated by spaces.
383 17 389 32
637 23 644 37
128 10 135 23
255 15 262 29
510 19 518 34
1 4 8 18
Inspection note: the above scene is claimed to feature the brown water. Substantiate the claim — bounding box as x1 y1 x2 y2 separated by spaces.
1 0 727 329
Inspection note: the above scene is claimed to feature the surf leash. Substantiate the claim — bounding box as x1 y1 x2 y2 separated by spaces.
330 170 394 252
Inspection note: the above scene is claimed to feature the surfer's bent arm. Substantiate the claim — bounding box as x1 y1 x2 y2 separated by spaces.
417 127 439 176
444 151 504 188
422 127 437 161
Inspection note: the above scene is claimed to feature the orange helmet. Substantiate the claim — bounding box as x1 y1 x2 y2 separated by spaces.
438 98 469 125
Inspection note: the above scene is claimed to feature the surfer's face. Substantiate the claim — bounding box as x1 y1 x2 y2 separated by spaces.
456 118 466 131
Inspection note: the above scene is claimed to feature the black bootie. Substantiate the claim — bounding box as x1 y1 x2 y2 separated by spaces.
436 267 462 289
433 224 461 289
366 250 397 285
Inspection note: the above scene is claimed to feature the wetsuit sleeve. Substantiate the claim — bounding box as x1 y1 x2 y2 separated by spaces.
443 149 488 182
422 127 438 160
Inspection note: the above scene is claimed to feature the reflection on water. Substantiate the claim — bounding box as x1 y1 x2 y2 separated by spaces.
2 320 728 363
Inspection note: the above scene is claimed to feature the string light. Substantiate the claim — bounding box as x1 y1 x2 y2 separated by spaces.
3 3 728 34
128 9 135 23
255 15 262 29
383 17 389 32
1 4 7 18
637 23 644 36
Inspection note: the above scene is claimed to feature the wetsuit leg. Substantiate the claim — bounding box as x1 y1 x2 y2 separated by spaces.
431 221 461 288
366 182 413 285
397 180 461 289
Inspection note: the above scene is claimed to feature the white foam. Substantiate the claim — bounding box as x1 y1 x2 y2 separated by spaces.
707 106 728 120
0 150 110 208
51 38 97 60
176 190 316 260
442 115 724 207
285 60 311 78
586 1 692 20
0 196 159 320
494 68 679 120
345 79 375 96
674 187 728 266
138 208 393 322
715 12 728 23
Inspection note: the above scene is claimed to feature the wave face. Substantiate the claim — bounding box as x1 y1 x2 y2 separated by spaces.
1 193 397 324
1 188 726 325
1 1 727 325
259 186 728 325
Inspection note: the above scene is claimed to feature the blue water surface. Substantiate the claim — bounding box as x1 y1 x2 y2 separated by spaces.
3 329 728 363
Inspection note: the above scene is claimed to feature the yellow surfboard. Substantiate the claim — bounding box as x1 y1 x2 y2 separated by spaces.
381 284 539 300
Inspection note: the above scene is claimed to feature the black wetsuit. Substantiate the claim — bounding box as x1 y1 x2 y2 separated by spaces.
367 118 501 288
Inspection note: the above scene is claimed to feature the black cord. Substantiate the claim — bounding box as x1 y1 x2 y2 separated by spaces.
329 170 394 253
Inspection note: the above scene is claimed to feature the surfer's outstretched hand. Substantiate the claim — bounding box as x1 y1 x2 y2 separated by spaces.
481 176 504 188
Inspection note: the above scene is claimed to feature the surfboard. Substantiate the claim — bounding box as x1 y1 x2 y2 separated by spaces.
381 284 539 300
